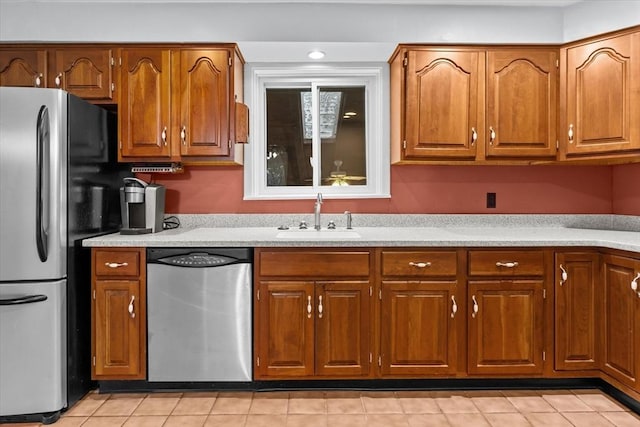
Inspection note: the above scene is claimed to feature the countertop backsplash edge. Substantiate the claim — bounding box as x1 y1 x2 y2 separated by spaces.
170 213 639 231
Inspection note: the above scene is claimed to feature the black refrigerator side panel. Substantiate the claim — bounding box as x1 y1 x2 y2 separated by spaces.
66 94 132 406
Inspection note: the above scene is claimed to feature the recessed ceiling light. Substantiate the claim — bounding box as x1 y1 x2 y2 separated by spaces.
308 50 325 60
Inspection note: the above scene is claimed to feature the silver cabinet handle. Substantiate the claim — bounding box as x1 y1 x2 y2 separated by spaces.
471 295 479 318
34 73 43 87
307 295 312 319
409 261 431 268
568 124 574 143
128 295 135 319
161 126 167 146
180 126 187 146
496 261 519 268
471 127 478 145
451 295 458 318
105 262 128 268
631 273 640 293
318 295 323 319
54 73 62 88
489 126 496 145
559 264 568 286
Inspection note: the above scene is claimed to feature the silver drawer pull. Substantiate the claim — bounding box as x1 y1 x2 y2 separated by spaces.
471 295 479 318
632 273 640 293
496 261 518 268
451 295 458 318
105 262 128 268
409 261 431 268
128 295 135 319
559 264 568 286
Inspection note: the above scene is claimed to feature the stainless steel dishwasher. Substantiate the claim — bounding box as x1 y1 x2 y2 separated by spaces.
146 248 252 382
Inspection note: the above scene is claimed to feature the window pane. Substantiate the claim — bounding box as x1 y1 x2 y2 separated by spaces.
265 86 367 189
265 88 311 187
320 86 367 187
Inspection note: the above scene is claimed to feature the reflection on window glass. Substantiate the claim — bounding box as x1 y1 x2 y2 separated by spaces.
265 86 366 188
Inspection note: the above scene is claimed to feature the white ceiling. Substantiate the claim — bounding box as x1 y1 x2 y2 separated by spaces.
0 0 583 4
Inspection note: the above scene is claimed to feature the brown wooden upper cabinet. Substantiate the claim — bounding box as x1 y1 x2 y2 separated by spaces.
0 48 47 88
119 48 172 159
560 28 640 159
486 49 558 158
397 48 483 161
391 46 558 162
0 46 116 102
48 48 117 102
118 46 245 164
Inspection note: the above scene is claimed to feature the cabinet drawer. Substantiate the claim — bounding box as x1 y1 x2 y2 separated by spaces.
381 250 457 277
259 250 370 277
468 250 544 276
94 249 141 277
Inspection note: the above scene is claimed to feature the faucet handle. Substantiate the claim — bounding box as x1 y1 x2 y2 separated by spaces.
327 220 336 229
299 220 308 229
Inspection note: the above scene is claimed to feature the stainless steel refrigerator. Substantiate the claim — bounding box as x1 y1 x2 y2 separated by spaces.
0 87 130 423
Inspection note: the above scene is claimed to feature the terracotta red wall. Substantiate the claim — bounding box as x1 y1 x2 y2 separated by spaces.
612 163 640 215
143 164 614 215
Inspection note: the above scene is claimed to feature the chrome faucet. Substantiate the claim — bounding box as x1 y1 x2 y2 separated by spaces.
344 211 353 229
314 193 323 230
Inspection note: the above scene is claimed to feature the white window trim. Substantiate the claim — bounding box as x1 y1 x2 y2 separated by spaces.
243 63 390 200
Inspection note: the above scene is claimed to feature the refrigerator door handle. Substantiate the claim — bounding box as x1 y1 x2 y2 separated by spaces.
0 294 48 306
35 105 50 262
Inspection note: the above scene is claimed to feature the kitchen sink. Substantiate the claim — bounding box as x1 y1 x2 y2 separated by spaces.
276 229 361 239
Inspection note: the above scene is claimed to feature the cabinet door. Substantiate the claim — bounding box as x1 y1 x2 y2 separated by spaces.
93 279 144 379
315 281 371 377
119 48 172 159
177 49 230 157
380 281 458 376
468 280 544 375
49 48 115 100
602 255 640 389
256 281 315 378
0 48 47 88
486 49 558 158
565 31 640 155
404 49 482 159
555 252 600 371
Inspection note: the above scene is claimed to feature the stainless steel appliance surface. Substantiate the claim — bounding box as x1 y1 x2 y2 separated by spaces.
0 87 130 423
147 248 253 382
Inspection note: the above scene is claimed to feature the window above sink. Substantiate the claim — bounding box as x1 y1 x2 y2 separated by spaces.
243 63 390 200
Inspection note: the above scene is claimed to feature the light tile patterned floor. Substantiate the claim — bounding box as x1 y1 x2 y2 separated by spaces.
7 389 640 427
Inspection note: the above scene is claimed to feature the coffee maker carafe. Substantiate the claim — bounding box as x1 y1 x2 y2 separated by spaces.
120 177 166 234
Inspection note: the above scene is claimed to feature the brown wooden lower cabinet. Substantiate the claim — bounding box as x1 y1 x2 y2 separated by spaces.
467 280 545 375
380 280 459 376
255 280 372 379
554 251 600 371
91 248 146 380
601 254 640 391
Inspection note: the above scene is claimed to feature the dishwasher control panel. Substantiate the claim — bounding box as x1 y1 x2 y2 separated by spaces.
158 253 236 267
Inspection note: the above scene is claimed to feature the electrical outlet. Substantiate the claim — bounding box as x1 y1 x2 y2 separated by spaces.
487 192 496 208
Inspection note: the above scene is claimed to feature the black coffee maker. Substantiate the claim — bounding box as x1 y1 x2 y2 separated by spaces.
119 177 166 234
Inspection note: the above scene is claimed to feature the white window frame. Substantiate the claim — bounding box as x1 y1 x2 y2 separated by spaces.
243 63 390 200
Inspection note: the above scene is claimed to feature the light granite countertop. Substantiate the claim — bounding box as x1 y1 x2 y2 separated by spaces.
83 214 640 253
